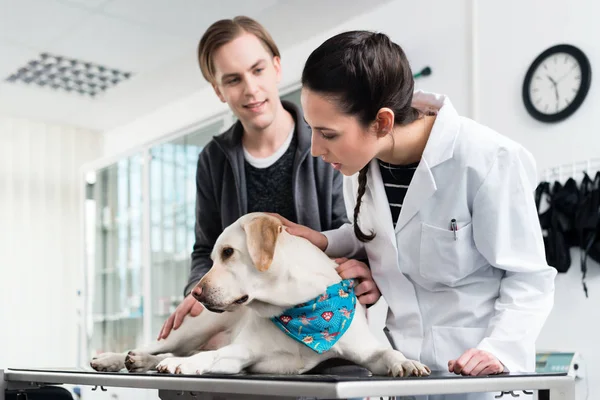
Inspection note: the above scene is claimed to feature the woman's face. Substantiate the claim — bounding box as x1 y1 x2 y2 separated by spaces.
301 88 380 176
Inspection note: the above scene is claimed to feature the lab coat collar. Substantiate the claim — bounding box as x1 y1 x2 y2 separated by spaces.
367 91 460 232
413 91 460 169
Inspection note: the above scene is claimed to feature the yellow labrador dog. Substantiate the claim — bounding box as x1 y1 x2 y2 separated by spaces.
91 213 430 377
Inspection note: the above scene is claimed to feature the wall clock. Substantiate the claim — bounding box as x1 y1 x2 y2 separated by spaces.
522 44 591 123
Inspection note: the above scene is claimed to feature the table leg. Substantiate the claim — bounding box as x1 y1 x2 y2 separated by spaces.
549 382 576 400
0 370 6 400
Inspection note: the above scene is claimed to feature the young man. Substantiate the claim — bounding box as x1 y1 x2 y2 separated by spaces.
158 16 380 342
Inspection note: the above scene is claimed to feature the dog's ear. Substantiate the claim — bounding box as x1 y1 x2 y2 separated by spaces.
242 215 283 272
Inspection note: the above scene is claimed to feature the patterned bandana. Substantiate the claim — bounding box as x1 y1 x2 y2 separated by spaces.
271 279 357 354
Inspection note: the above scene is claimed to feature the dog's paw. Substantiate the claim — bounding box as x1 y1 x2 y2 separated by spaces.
157 357 191 374
389 359 431 377
176 361 205 375
90 352 125 372
124 351 158 373
157 355 214 375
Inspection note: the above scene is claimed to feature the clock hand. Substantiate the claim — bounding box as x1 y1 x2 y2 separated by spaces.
547 75 558 86
556 64 578 83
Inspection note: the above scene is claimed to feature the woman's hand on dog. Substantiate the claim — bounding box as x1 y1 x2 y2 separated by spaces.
158 294 204 340
267 213 328 251
334 257 381 305
268 213 381 305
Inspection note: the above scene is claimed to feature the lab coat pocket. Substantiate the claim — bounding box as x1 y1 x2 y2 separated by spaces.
419 221 481 285
431 325 487 371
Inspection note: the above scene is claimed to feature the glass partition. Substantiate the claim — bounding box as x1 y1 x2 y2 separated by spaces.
85 153 145 356
148 119 226 335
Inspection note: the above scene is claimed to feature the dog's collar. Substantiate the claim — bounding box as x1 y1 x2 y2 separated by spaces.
271 279 357 354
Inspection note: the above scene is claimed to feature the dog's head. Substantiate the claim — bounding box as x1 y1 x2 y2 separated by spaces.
191 213 285 313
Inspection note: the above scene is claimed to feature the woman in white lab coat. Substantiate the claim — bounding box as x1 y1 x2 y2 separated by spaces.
278 31 557 399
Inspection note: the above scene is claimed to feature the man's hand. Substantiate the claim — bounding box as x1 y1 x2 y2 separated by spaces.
334 257 381 305
448 348 504 376
267 213 328 251
157 294 204 340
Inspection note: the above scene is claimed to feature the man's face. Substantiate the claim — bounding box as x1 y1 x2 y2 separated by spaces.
212 33 282 132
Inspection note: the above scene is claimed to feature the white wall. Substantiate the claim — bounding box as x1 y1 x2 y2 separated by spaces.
477 0 600 172
476 1 600 396
100 0 598 395
0 115 101 369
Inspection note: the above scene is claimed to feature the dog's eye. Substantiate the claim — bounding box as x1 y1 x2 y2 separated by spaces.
221 247 234 259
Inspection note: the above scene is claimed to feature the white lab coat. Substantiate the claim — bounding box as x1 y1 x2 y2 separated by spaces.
323 91 556 399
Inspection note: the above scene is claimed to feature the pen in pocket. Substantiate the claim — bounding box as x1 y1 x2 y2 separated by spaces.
450 218 457 240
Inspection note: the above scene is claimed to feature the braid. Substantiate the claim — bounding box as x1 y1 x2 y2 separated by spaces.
353 164 376 242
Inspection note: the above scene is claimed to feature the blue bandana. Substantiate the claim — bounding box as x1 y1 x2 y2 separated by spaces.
271 279 357 354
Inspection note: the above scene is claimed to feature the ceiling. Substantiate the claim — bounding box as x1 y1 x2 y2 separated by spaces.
0 0 392 132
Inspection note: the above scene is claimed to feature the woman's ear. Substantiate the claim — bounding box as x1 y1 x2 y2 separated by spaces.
374 108 395 138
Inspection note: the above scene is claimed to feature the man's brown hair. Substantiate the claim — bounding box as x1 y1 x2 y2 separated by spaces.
198 16 281 84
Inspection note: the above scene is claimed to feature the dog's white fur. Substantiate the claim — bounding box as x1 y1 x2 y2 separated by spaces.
91 213 430 377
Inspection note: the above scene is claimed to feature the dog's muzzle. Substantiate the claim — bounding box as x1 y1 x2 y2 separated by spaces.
191 285 223 312
192 284 248 312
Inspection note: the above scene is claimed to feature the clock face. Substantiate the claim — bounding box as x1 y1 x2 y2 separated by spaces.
522 44 592 123
528 52 582 115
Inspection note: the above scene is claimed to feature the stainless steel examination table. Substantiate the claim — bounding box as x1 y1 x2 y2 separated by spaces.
0 368 574 400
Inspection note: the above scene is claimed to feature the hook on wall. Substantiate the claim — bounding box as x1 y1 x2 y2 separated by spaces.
413 66 432 79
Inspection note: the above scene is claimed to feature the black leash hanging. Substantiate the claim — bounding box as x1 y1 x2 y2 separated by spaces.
575 171 600 298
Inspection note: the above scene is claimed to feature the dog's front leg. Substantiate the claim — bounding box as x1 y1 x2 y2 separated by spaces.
338 336 431 377
157 344 255 375
354 347 431 377
335 304 430 377
90 352 127 372
91 341 175 373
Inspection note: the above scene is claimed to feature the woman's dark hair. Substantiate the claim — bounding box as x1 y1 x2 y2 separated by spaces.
302 31 420 242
